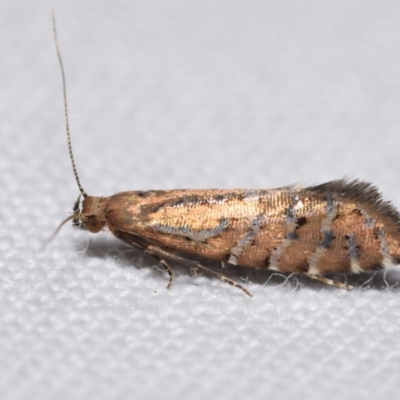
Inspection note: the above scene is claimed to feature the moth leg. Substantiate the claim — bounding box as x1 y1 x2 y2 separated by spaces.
190 267 198 278
158 259 174 290
307 274 354 290
145 245 252 297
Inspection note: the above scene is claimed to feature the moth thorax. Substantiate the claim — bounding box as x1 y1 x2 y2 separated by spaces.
80 196 107 233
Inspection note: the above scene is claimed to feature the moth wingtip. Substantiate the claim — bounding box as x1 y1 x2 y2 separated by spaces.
306 178 400 225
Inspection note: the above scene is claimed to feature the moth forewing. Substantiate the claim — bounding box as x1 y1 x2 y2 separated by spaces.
50 13 400 296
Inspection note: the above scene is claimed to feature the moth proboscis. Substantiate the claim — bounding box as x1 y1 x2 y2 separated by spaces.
47 13 400 296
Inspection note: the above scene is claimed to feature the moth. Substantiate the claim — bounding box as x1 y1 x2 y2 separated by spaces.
49 14 400 296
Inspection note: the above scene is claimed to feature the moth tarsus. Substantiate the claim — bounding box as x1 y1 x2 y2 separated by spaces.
307 274 354 290
158 259 174 290
49 13 400 296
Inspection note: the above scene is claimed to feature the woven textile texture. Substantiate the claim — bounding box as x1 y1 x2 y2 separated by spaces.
2 1 400 399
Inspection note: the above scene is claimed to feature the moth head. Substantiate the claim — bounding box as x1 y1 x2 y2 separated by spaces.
72 195 107 233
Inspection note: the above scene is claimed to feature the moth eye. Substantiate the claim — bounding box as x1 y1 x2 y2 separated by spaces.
72 218 87 230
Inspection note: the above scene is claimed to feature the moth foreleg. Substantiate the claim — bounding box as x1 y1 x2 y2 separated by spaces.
145 245 253 297
158 259 174 290
307 274 354 290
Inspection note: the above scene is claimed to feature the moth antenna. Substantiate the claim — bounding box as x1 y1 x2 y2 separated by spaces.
52 11 88 198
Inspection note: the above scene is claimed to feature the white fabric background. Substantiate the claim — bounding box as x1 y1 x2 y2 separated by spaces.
2 1 400 399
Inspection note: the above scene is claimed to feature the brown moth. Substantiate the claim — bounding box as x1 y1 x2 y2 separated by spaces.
49 14 400 296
